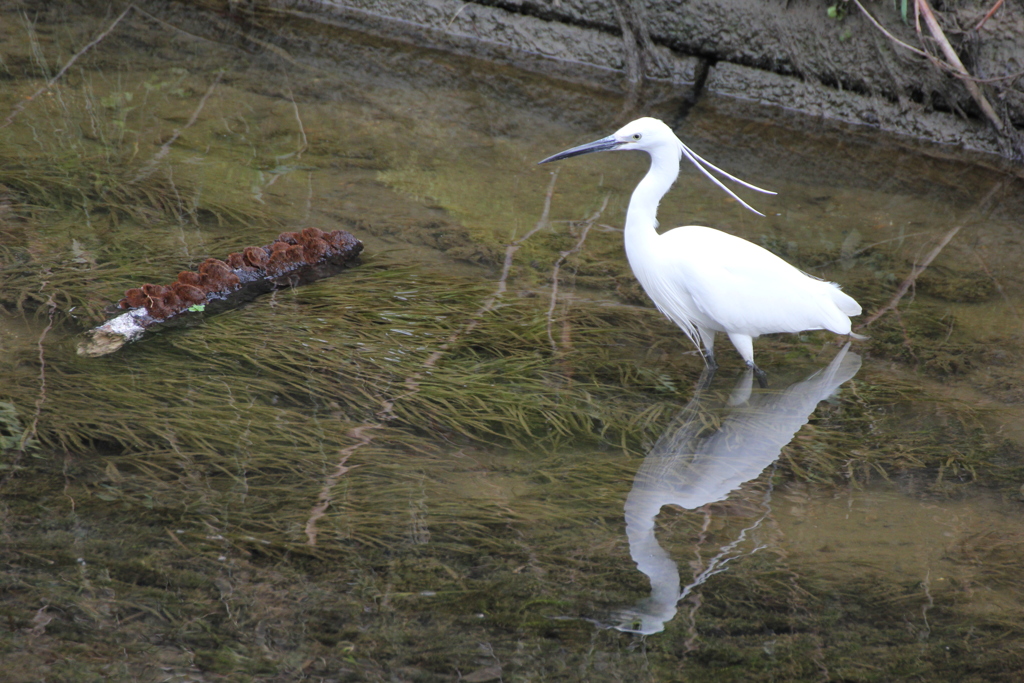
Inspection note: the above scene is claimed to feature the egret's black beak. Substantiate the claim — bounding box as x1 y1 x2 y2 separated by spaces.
538 135 620 164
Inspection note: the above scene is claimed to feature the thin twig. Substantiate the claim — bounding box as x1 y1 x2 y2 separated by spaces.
305 171 314 221
965 68 1024 85
445 3 471 30
304 427 371 546
286 87 308 160
130 71 224 183
852 0 932 59
2 5 135 129
436 168 558 349
511 169 560 247
20 295 57 450
875 177 1007 331
130 5 221 45
852 0 1020 84
856 225 961 329
379 171 560 417
252 89 309 204
915 0 1003 130
975 0 1005 31
809 230 931 270
546 196 609 353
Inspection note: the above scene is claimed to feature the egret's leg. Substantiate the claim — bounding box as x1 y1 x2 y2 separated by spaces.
726 332 755 365
727 332 768 387
698 327 718 369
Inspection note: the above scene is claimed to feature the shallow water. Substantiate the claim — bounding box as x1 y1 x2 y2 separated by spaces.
2 3 1024 681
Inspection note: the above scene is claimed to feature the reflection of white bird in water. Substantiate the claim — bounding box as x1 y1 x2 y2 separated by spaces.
614 344 862 635
539 117 862 382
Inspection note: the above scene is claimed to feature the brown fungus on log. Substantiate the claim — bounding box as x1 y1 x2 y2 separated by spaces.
225 252 251 272
82 228 363 357
177 271 203 287
243 246 269 268
120 287 147 309
197 258 241 293
303 237 329 263
172 282 207 306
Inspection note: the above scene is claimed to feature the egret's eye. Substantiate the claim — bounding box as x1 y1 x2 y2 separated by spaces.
631 133 642 141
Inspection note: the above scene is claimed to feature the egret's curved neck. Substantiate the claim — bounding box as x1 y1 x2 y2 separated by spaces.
624 143 681 257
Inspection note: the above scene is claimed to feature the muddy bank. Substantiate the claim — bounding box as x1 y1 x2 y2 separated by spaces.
186 0 1024 164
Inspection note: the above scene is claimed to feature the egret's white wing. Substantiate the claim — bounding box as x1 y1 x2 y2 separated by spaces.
657 226 853 336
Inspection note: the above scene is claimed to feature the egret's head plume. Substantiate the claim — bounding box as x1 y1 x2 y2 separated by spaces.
538 117 776 216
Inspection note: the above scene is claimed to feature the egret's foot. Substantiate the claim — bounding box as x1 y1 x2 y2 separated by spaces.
747 362 768 388
702 351 719 370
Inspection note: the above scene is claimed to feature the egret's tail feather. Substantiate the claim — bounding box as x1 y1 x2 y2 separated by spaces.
828 285 862 317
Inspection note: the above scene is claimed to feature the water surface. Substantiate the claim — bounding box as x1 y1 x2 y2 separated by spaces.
2 4 1024 681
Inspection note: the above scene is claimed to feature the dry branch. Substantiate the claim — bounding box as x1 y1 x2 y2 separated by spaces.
305 427 371 546
131 71 224 183
856 225 961 329
974 0 1006 32
20 295 56 451
914 0 1003 131
860 178 1006 329
546 196 609 353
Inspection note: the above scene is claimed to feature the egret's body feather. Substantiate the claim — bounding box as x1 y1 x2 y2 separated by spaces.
539 117 861 378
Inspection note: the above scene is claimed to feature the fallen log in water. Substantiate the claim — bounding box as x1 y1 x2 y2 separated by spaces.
78 227 363 357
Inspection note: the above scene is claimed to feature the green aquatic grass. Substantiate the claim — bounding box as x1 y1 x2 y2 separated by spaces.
0 254 1009 591
0 151 266 228
0 251 1007 493
1 5 1022 679
0 63 270 231
1 262 692 458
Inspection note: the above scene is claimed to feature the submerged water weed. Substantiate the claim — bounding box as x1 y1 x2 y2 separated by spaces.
0 258 1006 560
0 263 689 456
0 148 263 229
0 261 701 600
0 15 274 237
781 372 1001 487
0 75 265 230
2 6 1022 679
4 432 1020 682
0 188 1008 498
0 401 35 451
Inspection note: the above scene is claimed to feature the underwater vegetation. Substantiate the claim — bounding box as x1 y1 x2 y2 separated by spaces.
1 2 1024 681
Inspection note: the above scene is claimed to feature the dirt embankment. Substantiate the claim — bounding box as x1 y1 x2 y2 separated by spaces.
173 0 1024 163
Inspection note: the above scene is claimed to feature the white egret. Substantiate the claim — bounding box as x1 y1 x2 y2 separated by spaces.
539 117 862 382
